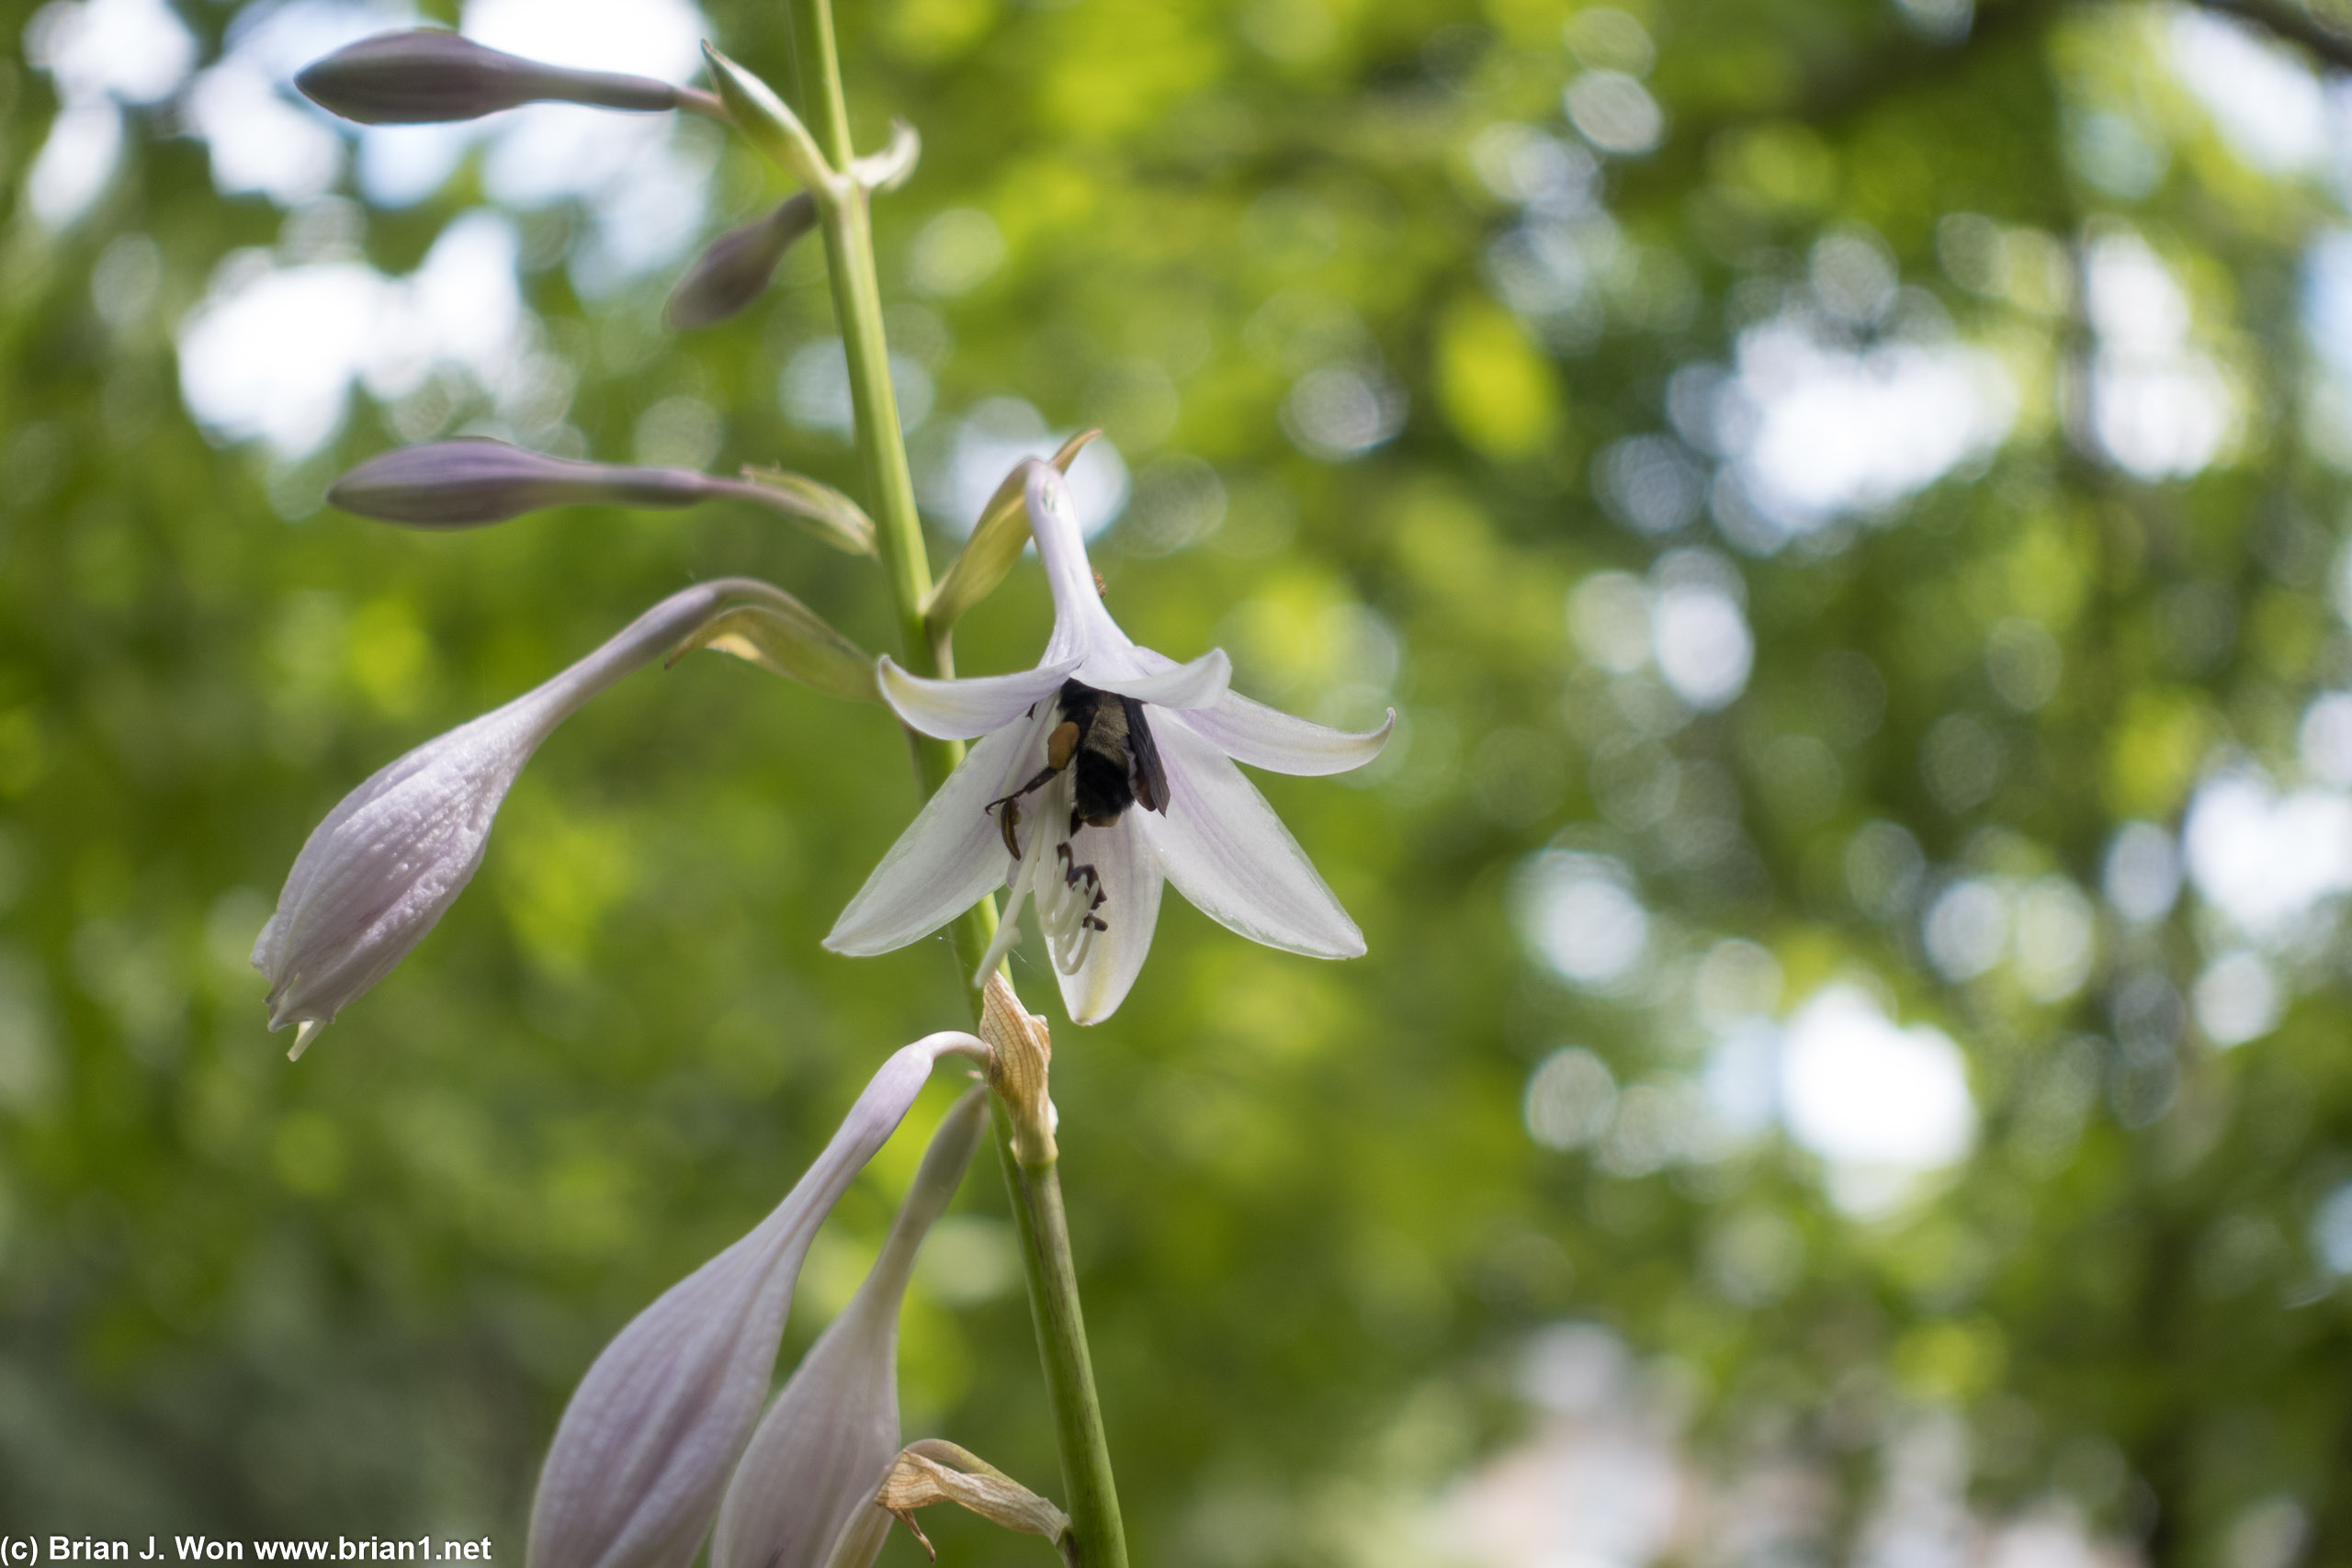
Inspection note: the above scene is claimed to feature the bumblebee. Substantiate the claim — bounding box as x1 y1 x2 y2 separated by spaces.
988 680 1169 861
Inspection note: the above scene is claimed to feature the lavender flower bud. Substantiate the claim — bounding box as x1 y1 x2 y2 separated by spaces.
526 1043 989 1568
710 1090 989 1568
329 441 879 555
328 440 739 527
253 579 793 1057
665 196 819 331
295 30 688 125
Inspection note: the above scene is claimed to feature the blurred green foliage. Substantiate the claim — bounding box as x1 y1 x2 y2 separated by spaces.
6 0 2352 1563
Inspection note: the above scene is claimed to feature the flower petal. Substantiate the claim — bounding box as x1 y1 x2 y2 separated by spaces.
1141 717 1365 959
1174 691 1395 777
254 578 785 1052
824 712 1049 955
710 1089 988 1568
1029 464 1130 666
1052 816 1164 1025
876 656 1077 740
526 1033 986 1568
1086 647 1231 711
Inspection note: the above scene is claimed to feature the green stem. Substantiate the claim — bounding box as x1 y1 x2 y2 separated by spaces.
994 1122 1130 1568
775 6 1129 1564
785 17 935 691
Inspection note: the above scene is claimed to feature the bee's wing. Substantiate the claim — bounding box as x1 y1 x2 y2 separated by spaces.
1122 696 1169 814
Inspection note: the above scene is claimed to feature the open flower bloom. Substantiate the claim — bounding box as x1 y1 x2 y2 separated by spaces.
826 464 1393 1023
526 1033 989 1568
710 1086 987 1568
254 578 794 1058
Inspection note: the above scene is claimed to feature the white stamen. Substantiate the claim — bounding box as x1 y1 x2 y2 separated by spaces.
973 784 1053 986
1037 816 1105 976
969 755 1114 987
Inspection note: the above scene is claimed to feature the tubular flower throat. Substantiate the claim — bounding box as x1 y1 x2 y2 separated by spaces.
825 464 1394 1024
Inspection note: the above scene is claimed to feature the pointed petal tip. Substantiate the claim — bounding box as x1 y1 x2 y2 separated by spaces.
820 914 917 958
1175 693 1395 776
876 656 1077 740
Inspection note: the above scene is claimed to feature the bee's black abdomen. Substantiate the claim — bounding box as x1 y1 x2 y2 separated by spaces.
1072 748 1136 826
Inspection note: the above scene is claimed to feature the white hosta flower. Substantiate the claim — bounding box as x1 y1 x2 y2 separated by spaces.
826 463 1392 1024
526 1032 989 1568
711 1086 989 1568
254 577 786 1058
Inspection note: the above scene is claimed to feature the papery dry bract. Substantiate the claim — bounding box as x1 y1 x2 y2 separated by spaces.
709 1088 989 1568
826 464 1394 1023
526 1036 989 1568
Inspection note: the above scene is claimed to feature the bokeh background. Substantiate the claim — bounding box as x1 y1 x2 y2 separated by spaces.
7 0 2352 1561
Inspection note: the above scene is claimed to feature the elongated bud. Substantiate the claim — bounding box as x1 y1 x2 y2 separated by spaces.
874 1443 1074 1567
529 1041 990 1568
327 441 876 555
921 432 1099 642
710 1090 989 1568
253 578 793 1057
330 441 732 525
296 30 695 125
667 592 878 703
666 196 819 331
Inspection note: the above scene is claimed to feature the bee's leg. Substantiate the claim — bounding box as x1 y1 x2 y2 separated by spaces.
1056 842 1109 932
985 765 1065 854
986 720 1080 831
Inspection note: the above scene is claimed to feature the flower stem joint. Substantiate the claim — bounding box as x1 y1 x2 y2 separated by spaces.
979 973 1057 1166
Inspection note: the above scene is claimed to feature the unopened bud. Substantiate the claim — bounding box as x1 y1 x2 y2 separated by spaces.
254 579 786 1055
665 195 819 331
709 1092 990 1568
528 1043 988 1568
327 441 875 555
296 29 691 125
329 440 724 525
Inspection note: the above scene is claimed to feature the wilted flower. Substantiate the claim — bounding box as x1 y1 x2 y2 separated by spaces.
526 1034 989 1568
296 29 703 124
826 463 1393 1023
254 577 863 1057
709 1086 988 1568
